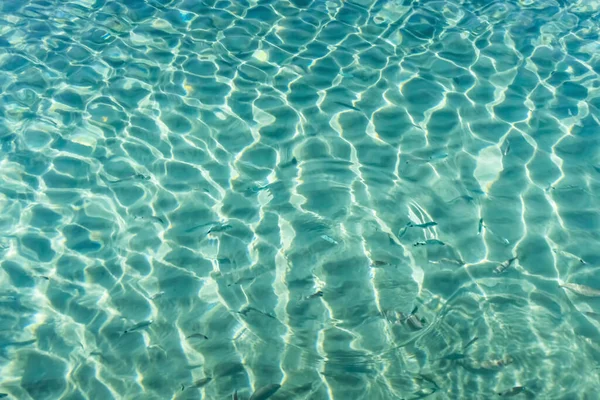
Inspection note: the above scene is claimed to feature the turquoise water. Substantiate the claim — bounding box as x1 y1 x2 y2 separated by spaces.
0 0 600 398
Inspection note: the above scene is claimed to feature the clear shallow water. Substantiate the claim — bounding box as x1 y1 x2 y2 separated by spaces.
1 0 600 398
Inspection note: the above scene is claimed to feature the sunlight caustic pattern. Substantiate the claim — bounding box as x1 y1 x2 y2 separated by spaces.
0 0 599 399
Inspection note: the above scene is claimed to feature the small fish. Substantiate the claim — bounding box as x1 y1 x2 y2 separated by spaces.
233 390 238 400
431 258 465 266
414 239 445 247
283 64 307 75
308 290 324 299
413 222 437 228
320 235 338 245
397 307 424 330
182 376 212 391
480 356 513 370
245 183 273 194
493 257 517 274
560 283 600 297
478 218 484 234
123 320 153 334
333 101 361 111
207 224 233 234
428 153 448 161
449 195 475 204
227 276 256 287
237 306 277 320
406 314 424 330
426 239 445 246
413 374 439 390
413 387 438 399
463 336 479 350
0 339 36 348
134 215 165 225
370 260 388 267
552 248 586 265
498 386 525 397
186 333 209 340
279 156 297 169
0 294 17 301
398 222 412 237
503 140 511 156
485 225 510 245
89 351 104 360
106 174 150 184
150 291 164 300
185 221 220 233
249 383 281 400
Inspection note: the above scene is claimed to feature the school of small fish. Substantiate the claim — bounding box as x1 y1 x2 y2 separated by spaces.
104 210 590 399
365 212 595 399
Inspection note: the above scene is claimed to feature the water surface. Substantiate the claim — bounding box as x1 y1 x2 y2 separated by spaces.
0 0 599 398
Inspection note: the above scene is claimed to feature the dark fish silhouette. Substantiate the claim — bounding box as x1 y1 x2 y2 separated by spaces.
249 384 281 400
186 333 209 340
449 195 475 204
333 101 361 111
411 387 437 399
428 153 448 161
184 221 220 234
498 386 525 397
399 221 437 238
436 337 478 362
237 306 277 320
463 336 479 350
371 260 388 267
245 183 273 194
429 257 465 266
494 257 517 274
560 282 600 297
105 174 150 184
406 314 424 330
150 291 164 300
413 222 437 228
207 223 233 234
414 239 445 247
461 356 513 373
485 225 510 245
413 373 439 390
123 320 153 334
182 376 212 391
395 307 425 330
133 215 165 225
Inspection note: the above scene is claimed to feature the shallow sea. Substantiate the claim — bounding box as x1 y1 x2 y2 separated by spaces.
1 0 600 399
